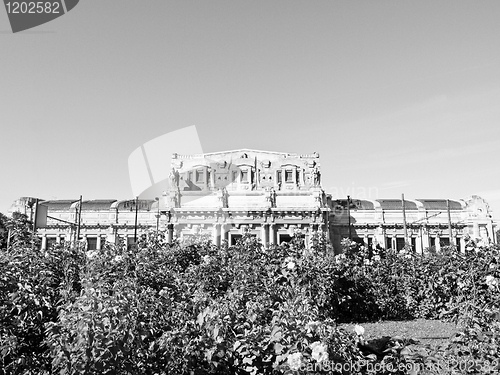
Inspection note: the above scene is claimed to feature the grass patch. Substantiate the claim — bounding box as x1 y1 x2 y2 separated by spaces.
340 319 458 347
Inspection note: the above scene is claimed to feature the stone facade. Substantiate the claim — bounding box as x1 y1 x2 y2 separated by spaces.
329 195 498 252
7 149 498 252
9 149 329 250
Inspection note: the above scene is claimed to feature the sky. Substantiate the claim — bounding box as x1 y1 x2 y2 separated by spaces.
1 1 499 220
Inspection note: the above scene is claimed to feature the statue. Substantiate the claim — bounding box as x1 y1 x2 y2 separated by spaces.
218 187 228 208
168 168 179 189
265 187 276 208
312 167 320 186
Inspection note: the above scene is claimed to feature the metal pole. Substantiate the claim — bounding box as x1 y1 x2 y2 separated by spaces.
134 196 139 243
347 195 351 240
6 228 11 249
420 226 424 253
402 193 408 246
76 195 82 241
155 197 160 232
32 198 39 232
447 199 453 245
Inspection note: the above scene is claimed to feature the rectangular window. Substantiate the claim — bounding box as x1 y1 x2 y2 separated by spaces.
46 237 57 249
241 170 248 182
396 237 405 251
87 237 98 250
231 234 242 245
277 171 282 184
285 170 293 183
127 237 136 250
279 234 293 244
385 237 392 249
196 169 204 183
440 237 450 247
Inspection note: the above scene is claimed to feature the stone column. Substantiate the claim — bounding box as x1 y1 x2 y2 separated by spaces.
213 224 221 246
376 225 385 249
421 226 430 250
269 224 276 245
210 168 215 189
261 224 267 247
107 225 116 244
487 221 495 243
473 221 480 239
391 236 396 250
460 237 466 253
97 235 102 250
415 235 423 254
435 234 441 252
41 234 47 250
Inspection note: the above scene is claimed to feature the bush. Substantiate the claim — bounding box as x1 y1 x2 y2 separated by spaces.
2 223 500 374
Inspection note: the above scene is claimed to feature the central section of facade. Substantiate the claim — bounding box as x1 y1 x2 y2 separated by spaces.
163 149 328 246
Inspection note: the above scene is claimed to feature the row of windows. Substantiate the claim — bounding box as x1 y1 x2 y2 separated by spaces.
349 236 462 252
45 236 103 250
184 169 298 184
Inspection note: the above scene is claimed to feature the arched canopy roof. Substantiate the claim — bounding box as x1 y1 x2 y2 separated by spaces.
416 199 463 210
115 199 155 211
333 199 375 210
377 199 418 210
80 200 117 211
40 200 79 210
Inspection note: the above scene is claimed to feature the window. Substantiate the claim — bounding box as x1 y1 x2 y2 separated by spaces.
396 237 405 251
231 234 242 245
385 237 392 249
279 234 293 244
196 169 204 183
440 237 450 247
277 171 282 184
127 237 136 250
87 237 98 250
46 237 57 249
285 170 293 183
241 170 249 183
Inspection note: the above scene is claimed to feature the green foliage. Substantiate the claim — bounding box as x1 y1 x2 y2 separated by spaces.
0 213 8 249
2 222 500 374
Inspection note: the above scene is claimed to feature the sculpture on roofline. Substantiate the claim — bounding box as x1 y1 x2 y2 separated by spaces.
218 187 228 208
265 187 276 208
168 168 179 189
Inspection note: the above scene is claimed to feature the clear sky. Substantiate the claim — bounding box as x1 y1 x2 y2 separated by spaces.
1 1 499 219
